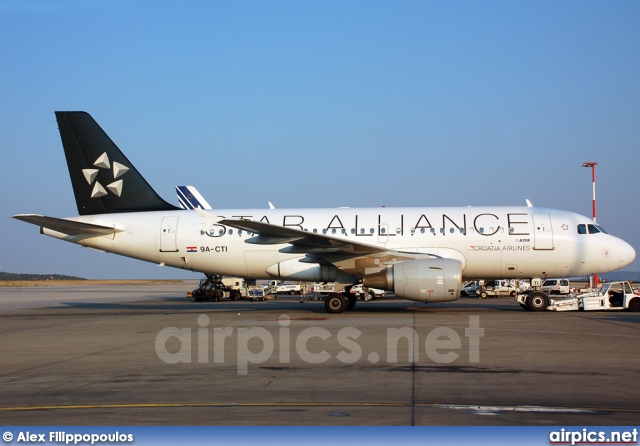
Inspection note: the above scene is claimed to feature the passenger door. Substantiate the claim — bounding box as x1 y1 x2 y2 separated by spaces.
532 213 554 250
160 216 180 252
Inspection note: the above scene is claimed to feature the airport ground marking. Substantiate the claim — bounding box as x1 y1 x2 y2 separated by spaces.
1 402 639 414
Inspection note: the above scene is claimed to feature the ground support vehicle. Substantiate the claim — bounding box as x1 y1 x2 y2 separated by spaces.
189 275 247 302
477 280 517 299
302 283 333 301
350 283 386 301
460 281 479 297
263 281 302 296
311 282 334 295
515 281 640 312
248 288 271 301
541 279 571 295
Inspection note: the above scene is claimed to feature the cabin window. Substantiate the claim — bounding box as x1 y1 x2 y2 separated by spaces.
228 229 233 235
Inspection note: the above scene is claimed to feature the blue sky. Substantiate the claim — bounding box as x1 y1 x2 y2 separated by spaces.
2 0 639 279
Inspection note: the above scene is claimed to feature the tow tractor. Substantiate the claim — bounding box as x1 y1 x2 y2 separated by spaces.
189 274 245 302
515 281 640 312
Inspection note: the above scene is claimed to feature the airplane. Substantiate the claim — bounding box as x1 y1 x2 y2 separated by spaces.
176 185 276 211
176 186 212 210
13 112 636 313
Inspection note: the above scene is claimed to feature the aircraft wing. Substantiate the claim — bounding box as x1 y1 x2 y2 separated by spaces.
217 219 435 276
218 218 388 255
13 214 124 236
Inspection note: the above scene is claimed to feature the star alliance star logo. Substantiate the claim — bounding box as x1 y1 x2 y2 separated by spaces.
82 152 129 198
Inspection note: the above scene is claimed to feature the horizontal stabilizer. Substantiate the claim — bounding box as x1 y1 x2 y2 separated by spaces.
13 214 124 236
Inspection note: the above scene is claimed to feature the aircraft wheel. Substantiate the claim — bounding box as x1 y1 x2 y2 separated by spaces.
346 295 357 310
325 293 347 313
527 291 549 311
628 298 640 312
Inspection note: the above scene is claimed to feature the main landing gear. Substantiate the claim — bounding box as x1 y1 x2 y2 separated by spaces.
324 292 357 313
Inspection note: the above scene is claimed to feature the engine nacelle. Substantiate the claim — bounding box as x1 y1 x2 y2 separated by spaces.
363 258 462 302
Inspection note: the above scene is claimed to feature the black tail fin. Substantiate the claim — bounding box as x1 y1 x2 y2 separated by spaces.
56 111 179 215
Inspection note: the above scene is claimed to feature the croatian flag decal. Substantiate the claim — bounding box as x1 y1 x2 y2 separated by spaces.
186 246 198 252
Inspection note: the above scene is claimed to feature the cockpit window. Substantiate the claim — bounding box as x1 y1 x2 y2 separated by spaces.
578 223 608 235
595 224 608 234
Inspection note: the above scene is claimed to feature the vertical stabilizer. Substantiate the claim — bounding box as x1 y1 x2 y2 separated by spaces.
56 111 179 215
176 185 212 210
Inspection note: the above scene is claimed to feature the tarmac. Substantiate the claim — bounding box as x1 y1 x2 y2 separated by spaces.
0 281 639 425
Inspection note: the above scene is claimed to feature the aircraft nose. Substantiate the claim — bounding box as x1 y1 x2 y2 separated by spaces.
616 238 636 269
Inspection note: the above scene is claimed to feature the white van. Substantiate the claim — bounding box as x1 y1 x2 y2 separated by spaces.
541 279 570 295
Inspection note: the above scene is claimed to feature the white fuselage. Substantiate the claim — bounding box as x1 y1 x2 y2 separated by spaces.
46 206 636 282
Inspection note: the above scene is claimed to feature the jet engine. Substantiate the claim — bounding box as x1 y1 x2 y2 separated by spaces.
363 258 462 302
